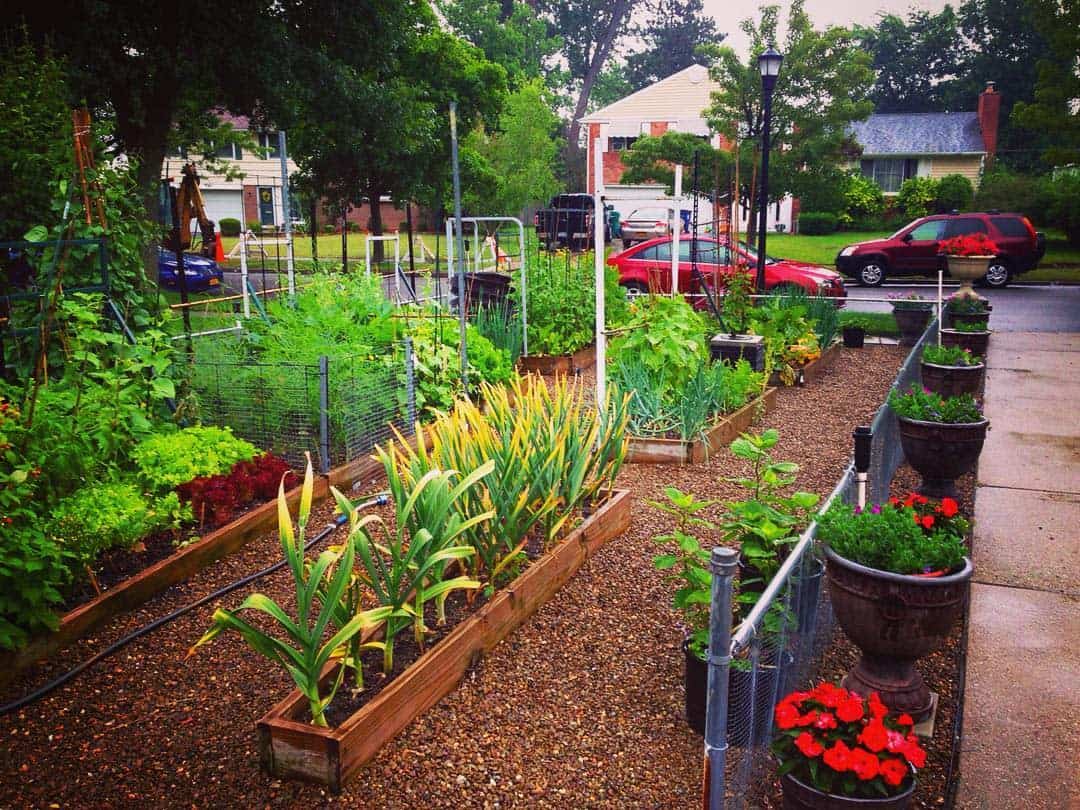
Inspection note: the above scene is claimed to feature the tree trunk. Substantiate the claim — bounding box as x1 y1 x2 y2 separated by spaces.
565 0 632 187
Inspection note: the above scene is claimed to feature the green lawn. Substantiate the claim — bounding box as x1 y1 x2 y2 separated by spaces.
762 228 1080 281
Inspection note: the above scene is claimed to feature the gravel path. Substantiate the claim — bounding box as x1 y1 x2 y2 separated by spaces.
0 345 905 809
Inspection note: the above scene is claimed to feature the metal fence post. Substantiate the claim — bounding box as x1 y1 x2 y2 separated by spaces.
318 355 330 475
705 546 739 810
404 337 417 433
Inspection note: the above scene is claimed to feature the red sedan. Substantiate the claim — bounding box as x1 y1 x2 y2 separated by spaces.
608 235 846 304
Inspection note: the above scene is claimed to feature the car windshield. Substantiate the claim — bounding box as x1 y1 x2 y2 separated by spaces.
889 220 922 240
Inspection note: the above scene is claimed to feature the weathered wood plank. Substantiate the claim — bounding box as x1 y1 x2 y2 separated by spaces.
516 343 596 376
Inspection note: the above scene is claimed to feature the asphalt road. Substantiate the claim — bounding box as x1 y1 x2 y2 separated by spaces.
845 282 1080 333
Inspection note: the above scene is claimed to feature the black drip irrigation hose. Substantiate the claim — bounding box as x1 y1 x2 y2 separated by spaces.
0 492 390 718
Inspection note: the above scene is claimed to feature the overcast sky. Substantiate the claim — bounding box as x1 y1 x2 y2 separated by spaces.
700 0 949 57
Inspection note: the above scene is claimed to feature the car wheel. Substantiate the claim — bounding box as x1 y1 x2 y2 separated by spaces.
857 260 886 287
983 259 1010 289
622 281 649 302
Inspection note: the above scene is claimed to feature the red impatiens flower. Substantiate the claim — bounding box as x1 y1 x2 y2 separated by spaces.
849 746 880 781
868 692 888 720
795 731 824 758
781 690 812 708
796 710 819 727
836 696 865 723
940 498 959 518
921 515 935 529
858 719 889 753
775 702 801 730
902 740 928 769
880 757 909 787
886 729 907 753
823 740 853 772
814 712 837 730
812 682 845 708
897 713 915 726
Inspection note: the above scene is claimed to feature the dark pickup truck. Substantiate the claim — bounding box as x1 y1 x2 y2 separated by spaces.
534 193 598 251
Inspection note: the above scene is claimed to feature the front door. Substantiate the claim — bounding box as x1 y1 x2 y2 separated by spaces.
258 187 276 227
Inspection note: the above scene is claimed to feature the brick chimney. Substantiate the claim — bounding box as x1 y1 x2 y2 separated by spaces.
977 81 1001 161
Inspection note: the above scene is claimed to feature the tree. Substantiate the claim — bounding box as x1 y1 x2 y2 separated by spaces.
705 1 874 243
858 8 962 113
438 0 562 89
588 62 633 111
625 0 722 91
619 132 731 199
536 0 633 186
1010 0 1079 167
469 79 563 215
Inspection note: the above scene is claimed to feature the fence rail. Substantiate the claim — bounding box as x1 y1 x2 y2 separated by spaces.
703 317 937 809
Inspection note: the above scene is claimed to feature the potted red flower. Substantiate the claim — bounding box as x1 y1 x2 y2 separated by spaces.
773 683 927 809
939 233 999 296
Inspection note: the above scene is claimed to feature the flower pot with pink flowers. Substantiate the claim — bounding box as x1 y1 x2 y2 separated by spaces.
816 495 971 718
887 294 933 347
772 683 927 810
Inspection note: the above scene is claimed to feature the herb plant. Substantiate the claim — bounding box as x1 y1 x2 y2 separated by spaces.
922 344 981 366
721 269 753 335
950 320 989 333
888 386 983 423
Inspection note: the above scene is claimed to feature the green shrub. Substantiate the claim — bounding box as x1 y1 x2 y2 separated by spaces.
1037 172 1080 246
897 177 940 218
347 221 362 233
246 220 263 233
218 218 242 237
974 168 1040 215
935 174 974 213
323 224 336 234
843 172 886 221
132 426 258 491
793 168 848 215
798 212 839 235
49 482 191 568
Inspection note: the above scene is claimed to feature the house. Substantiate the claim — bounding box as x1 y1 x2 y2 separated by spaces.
579 63 794 232
849 83 1001 195
162 112 420 232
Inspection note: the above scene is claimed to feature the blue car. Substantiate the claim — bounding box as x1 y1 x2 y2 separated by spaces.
157 248 223 293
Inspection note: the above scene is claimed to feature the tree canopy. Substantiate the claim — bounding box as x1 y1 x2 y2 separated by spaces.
625 0 722 91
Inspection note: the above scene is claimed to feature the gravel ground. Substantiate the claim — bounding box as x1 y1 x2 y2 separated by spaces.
0 345 906 809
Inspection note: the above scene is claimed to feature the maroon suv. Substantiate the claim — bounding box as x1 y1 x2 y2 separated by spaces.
836 212 1045 288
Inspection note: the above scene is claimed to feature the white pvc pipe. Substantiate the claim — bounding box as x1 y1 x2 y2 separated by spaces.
239 231 250 319
594 139 606 409
671 164 682 296
937 268 943 345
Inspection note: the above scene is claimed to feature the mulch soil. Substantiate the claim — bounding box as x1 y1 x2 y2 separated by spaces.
0 345 918 809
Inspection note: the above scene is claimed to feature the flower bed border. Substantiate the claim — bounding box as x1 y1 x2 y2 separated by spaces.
625 387 778 465
256 488 632 792
767 340 842 387
0 449 396 685
516 343 596 376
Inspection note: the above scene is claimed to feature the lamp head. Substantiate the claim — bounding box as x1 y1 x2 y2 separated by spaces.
758 46 783 92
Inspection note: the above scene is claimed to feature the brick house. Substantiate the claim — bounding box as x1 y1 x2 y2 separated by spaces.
848 83 1001 195
579 64 795 232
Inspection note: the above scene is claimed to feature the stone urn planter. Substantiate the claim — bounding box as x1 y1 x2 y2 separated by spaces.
920 361 985 398
891 307 932 347
941 327 989 357
824 546 973 718
781 771 917 810
896 415 989 498
946 255 992 297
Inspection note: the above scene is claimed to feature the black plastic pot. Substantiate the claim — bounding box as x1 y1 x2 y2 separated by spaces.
941 327 990 357
781 771 916 810
684 638 708 735
891 307 932 347
842 326 865 348
897 415 989 498
825 546 972 718
920 361 986 398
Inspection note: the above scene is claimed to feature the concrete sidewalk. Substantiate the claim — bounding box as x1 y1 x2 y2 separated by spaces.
956 332 1080 809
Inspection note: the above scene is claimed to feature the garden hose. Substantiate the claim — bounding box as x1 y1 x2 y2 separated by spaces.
0 490 390 717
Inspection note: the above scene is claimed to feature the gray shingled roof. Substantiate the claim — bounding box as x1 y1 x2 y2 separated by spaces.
849 112 985 155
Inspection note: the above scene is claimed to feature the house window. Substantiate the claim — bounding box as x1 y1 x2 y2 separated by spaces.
609 136 638 151
258 131 281 158
860 158 917 193
213 142 243 160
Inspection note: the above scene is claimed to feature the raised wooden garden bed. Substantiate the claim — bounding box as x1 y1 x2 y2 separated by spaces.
517 343 595 376
256 488 632 792
0 449 395 685
768 341 842 387
625 388 778 465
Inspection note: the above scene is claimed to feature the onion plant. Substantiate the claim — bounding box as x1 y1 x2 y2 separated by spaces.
189 457 390 726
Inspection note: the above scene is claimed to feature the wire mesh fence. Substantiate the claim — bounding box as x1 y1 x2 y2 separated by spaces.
187 341 415 473
705 319 935 810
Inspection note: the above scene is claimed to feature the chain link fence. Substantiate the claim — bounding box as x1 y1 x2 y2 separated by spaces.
704 319 936 810
187 340 415 473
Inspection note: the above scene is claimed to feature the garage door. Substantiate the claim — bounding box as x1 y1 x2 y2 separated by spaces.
199 189 244 230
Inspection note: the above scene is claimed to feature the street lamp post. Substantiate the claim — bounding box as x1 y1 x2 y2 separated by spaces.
755 46 783 294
